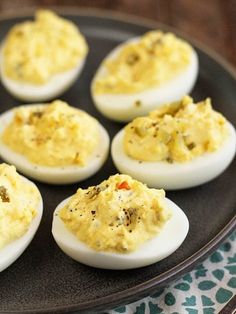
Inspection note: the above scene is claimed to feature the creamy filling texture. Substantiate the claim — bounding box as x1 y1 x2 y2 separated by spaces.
2 10 88 84
0 163 39 249
93 31 192 94
59 174 171 253
124 96 229 162
2 100 99 167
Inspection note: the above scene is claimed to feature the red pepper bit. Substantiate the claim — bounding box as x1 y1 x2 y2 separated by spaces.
116 181 131 190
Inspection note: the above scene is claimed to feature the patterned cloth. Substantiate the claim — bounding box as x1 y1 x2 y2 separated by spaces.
108 230 236 314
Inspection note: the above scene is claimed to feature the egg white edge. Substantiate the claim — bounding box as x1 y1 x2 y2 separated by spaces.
52 196 189 270
111 122 236 190
91 37 199 122
0 175 43 272
0 43 86 102
0 106 110 184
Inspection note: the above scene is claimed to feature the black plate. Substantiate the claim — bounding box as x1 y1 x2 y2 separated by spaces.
0 8 236 314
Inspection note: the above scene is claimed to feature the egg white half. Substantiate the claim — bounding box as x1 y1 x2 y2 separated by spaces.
0 107 110 184
91 38 199 122
52 196 189 270
0 176 43 272
111 122 236 190
0 44 86 102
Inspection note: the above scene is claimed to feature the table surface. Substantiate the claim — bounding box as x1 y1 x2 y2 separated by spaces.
0 0 235 69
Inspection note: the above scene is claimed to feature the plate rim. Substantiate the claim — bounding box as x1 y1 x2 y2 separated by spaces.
0 7 235 314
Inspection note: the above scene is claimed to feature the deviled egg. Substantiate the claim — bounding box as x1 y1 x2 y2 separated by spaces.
0 163 43 272
91 31 198 122
0 10 88 101
52 174 189 269
0 100 109 184
111 96 236 190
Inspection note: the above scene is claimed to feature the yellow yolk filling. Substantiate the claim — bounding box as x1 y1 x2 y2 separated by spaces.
2 10 88 84
124 96 229 163
2 100 99 167
0 163 39 249
59 174 171 253
93 31 192 94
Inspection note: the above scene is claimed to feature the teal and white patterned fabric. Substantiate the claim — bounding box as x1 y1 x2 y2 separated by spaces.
109 230 236 314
